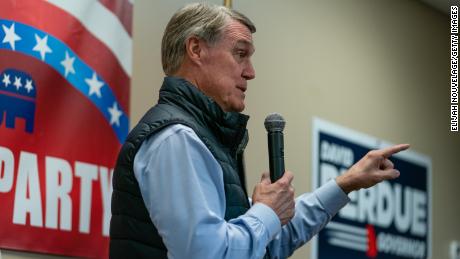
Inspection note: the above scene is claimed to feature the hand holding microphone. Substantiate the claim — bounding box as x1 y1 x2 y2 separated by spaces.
252 113 295 226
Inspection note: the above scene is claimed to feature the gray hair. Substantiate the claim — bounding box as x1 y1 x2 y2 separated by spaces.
161 2 256 75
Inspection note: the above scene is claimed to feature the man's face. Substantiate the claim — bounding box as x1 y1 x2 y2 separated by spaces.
197 20 255 112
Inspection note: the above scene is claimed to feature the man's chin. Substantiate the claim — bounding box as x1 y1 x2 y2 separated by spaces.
232 103 245 113
225 104 245 113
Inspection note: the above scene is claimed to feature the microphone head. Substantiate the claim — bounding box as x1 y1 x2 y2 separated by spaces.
264 113 285 132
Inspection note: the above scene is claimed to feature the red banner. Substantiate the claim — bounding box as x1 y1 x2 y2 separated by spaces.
0 1 132 258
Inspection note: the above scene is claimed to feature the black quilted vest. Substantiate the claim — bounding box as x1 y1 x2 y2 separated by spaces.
109 77 252 258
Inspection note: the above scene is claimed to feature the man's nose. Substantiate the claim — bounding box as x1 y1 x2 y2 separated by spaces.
242 62 255 80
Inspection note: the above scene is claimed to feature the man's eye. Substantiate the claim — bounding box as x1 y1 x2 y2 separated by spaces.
236 50 247 58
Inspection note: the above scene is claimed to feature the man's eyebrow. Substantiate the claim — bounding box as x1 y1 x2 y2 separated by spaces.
235 40 255 52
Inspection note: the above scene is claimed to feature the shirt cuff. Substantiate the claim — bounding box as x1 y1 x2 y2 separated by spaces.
246 202 281 241
314 179 350 216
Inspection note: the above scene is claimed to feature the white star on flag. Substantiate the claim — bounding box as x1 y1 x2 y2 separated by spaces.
85 72 104 98
60 51 76 77
33 34 52 61
25 79 34 93
108 102 122 127
2 23 21 50
2 73 11 87
13 76 22 90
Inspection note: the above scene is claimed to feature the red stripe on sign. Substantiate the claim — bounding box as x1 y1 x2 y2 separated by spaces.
0 0 131 115
0 90 35 102
98 0 133 36
366 224 378 258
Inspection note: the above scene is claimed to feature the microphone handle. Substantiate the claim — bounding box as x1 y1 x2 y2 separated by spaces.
268 131 285 182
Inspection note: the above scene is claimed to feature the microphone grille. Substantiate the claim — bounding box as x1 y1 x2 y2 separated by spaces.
264 113 285 132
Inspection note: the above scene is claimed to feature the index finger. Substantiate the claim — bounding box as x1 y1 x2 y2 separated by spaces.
378 144 410 158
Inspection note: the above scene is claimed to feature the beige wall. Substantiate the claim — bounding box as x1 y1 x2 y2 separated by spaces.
3 0 459 258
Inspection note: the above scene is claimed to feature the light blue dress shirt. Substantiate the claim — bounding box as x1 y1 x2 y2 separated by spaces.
134 124 350 259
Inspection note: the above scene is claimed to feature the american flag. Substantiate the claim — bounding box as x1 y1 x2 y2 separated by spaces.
0 1 132 258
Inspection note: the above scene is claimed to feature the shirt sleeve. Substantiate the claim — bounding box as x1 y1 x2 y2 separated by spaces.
267 179 350 258
133 124 281 259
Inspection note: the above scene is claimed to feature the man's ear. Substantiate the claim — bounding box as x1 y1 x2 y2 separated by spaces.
184 36 205 66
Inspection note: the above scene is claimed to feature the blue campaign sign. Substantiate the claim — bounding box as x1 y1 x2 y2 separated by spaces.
311 118 432 259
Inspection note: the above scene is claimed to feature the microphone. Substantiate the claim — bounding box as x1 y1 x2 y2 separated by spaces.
264 113 286 182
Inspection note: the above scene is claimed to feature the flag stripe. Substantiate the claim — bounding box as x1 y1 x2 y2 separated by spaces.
98 0 133 36
0 0 130 114
0 89 35 102
328 238 368 252
46 0 132 77
327 231 368 243
325 222 367 236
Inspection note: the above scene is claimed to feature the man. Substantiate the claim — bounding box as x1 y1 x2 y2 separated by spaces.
109 3 409 259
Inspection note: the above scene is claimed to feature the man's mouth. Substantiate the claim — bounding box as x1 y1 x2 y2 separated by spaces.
237 86 247 92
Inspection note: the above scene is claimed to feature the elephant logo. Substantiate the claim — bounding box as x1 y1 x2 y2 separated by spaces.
0 69 36 133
